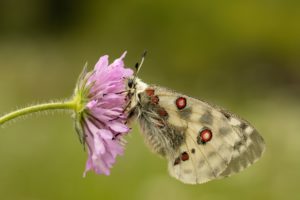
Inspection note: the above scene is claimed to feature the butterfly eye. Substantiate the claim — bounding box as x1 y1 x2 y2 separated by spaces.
128 79 134 88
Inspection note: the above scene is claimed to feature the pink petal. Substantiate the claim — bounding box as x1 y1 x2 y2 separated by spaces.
110 52 127 68
92 156 110 175
81 52 133 177
94 134 105 155
98 129 113 140
109 121 129 133
86 100 97 109
95 55 109 71
83 158 93 177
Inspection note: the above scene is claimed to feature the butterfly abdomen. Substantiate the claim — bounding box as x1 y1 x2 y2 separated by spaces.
136 89 186 158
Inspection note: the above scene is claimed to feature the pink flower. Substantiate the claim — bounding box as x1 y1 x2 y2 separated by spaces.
74 52 133 176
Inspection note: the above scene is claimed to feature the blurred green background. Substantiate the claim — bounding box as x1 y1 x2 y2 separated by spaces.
0 0 299 200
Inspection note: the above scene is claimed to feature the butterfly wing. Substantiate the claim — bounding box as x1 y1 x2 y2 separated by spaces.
218 110 265 177
149 86 265 184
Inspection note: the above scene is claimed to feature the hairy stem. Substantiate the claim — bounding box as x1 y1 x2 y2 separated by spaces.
0 100 76 126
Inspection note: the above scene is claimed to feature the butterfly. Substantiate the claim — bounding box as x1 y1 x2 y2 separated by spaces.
124 54 265 184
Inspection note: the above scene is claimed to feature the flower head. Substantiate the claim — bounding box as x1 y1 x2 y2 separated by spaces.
74 52 133 176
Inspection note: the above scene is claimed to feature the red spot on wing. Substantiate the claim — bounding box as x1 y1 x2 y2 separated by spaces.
181 152 189 161
176 97 186 110
151 96 159 104
200 129 213 143
145 88 155 96
157 108 168 117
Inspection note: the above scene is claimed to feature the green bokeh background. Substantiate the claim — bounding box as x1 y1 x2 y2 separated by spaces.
0 1 299 200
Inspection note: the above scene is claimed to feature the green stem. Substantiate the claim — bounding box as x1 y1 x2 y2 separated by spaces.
0 100 77 126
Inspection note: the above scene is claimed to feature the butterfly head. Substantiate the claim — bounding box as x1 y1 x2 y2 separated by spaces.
125 51 148 110
126 77 148 109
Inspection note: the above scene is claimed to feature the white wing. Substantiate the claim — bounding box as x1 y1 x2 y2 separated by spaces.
153 86 265 184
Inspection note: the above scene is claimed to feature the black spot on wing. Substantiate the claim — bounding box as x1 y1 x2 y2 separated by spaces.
221 111 231 119
219 127 231 136
174 157 181 165
240 122 248 130
177 107 192 120
233 141 244 151
200 110 213 125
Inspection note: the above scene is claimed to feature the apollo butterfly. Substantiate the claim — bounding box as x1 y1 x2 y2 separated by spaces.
125 53 265 184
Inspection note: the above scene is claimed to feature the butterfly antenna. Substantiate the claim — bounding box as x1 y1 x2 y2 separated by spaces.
136 50 147 74
114 51 147 96
133 50 147 80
